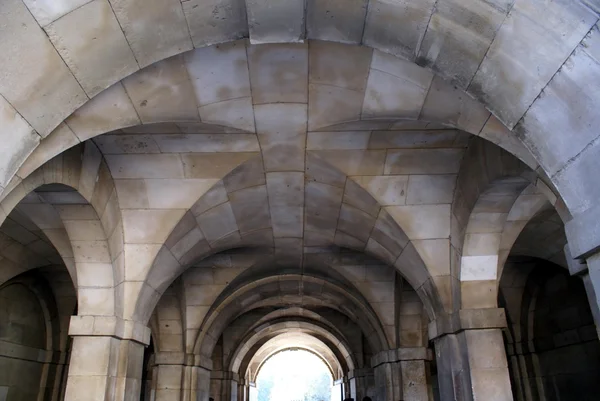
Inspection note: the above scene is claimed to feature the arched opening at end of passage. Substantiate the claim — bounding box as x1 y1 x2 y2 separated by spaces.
255 349 336 401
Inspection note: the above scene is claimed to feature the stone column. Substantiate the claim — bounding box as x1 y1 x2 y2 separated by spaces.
431 309 513 401
210 371 239 401
348 368 373 401
63 316 150 401
371 347 432 401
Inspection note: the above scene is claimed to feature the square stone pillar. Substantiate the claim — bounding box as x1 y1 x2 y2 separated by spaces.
348 368 374 401
63 316 150 401
434 329 513 401
371 347 432 401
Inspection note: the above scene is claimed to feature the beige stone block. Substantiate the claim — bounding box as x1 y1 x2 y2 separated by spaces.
304 181 343 233
406 175 456 205
460 255 498 281
144 179 217 209
255 104 307 172
370 209 409 257
0 96 39 187
122 55 199 123
66 83 140 142
368 129 462 149
124 243 162 281
338 203 376 242
65 375 109 401
196 202 238 243
198 97 256 132
334 230 366 249
465 329 509 369
363 0 436 60
110 0 193 67
94 134 160 155
247 43 308 103
266 172 304 208
0 0 88 136
76 262 114 287
365 237 397 264
343 178 381 218
190 181 228 216
412 239 450 277
186 41 251 106
222 156 265 192
270 206 303 238
373 50 432 86
64 220 106 241
306 132 370 150
153 134 260 153
309 42 372 90
23 0 92 27
106 154 184 179
465 212 507 234
384 149 464 174
17 123 80 179
352 176 408 206
507 194 548 221
69 336 113 375
386 204 450 240
307 84 364 130
228 185 271 234
72 240 111 263
181 0 248 48
309 150 385 176
362 68 429 119
421 76 489 134
181 152 258 179
45 0 139 97
469 367 513 401
464 233 501 256
115 180 149 209
78 287 115 316
170 227 205 260
122 209 185 244
306 0 368 43
246 0 305 43
305 152 347 188
479 115 538 169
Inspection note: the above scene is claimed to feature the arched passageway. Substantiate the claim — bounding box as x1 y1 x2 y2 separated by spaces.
1 2 600 399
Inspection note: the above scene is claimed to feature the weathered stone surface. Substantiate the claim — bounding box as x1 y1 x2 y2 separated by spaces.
246 0 305 44
468 0 597 128
181 0 248 47
110 0 193 67
306 0 368 43
363 0 436 60
0 0 88 135
121 55 199 122
0 96 39 187
45 0 139 97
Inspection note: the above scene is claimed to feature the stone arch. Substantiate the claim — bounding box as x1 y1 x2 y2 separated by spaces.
192 272 389 359
229 320 355 381
0 141 123 317
454 136 567 309
248 334 342 382
134 152 443 326
1 2 597 222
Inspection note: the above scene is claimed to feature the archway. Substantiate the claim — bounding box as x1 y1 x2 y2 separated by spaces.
255 349 334 401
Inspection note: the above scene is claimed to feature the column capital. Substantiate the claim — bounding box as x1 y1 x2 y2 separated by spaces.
370 347 431 367
68 315 151 345
428 308 507 340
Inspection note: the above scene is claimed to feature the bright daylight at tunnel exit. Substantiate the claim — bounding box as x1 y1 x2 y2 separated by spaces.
0 0 599 400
